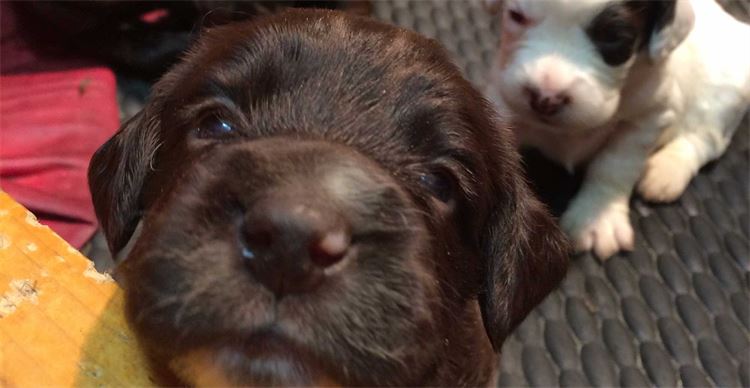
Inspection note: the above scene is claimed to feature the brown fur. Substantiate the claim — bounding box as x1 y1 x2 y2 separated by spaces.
88 9 569 386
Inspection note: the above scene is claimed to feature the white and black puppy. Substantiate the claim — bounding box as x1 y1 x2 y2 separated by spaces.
486 0 750 259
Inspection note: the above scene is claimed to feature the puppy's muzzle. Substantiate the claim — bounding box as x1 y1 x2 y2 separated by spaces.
524 85 572 117
240 194 351 296
129 137 408 307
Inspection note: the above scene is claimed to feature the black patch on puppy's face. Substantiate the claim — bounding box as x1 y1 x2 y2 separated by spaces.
586 0 677 66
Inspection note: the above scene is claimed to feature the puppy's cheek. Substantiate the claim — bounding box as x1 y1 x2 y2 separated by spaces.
581 89 620 127
497 65 528 113
560 63 630 129
498 29 521 70
569 84 620 128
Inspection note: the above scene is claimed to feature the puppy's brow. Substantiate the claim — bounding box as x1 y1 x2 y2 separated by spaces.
199 78 237 101
179 96 240 119
447 149 479 174
443 151 480 195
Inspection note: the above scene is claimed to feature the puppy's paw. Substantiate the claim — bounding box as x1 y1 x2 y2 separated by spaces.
561 198 633 260
637 143 695 203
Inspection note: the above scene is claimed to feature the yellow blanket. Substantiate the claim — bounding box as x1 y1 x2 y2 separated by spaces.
0 190 151 386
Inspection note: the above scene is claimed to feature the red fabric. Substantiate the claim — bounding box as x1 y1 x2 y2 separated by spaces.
0 68 120 247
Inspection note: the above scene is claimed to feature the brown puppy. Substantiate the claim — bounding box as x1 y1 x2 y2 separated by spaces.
88 9 569 387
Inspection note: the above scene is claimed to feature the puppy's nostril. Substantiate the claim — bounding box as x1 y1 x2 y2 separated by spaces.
241 246 256 260
245 228 273 248
240 226 273 261
309 229 350 268
523 85 540 101
560 94 572 105
529 90 571 117
239 198 352 296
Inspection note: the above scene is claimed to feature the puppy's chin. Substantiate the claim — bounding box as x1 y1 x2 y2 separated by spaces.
170 340 337 387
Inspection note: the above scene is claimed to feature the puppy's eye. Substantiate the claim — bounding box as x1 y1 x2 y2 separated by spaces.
588 25 637 66
508 9 528 25
419 171 455 204
197 115 236 139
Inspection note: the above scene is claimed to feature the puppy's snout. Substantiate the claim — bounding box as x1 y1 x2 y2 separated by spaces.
240 197 350 296
524 85 571 116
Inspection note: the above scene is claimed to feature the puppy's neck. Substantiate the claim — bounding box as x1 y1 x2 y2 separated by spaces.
616 55 674 120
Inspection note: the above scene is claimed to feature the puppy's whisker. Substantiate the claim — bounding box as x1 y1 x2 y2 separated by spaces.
172 281 215 328
134 293 184 325
148 141 163 172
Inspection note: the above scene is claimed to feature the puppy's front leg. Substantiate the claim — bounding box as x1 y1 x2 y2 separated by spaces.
561 115 668 260
637 124 736 203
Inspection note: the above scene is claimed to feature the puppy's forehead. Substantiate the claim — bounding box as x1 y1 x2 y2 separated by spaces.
166 12 483 170
512 0 619 24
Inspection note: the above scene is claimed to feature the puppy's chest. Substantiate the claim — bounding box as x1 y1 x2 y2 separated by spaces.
517 125 612 171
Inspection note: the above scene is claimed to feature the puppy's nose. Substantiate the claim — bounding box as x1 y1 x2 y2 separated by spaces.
525 86 571 116
240 199 350 296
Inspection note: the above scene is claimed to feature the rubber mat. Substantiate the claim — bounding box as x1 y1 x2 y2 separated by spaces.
371 1 750 386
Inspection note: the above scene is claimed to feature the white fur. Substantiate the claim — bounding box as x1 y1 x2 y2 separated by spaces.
487 0 750 259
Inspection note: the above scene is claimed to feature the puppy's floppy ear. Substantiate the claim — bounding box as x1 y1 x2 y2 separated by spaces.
646 0 694 62
479 152 570 350
88 107 161 256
